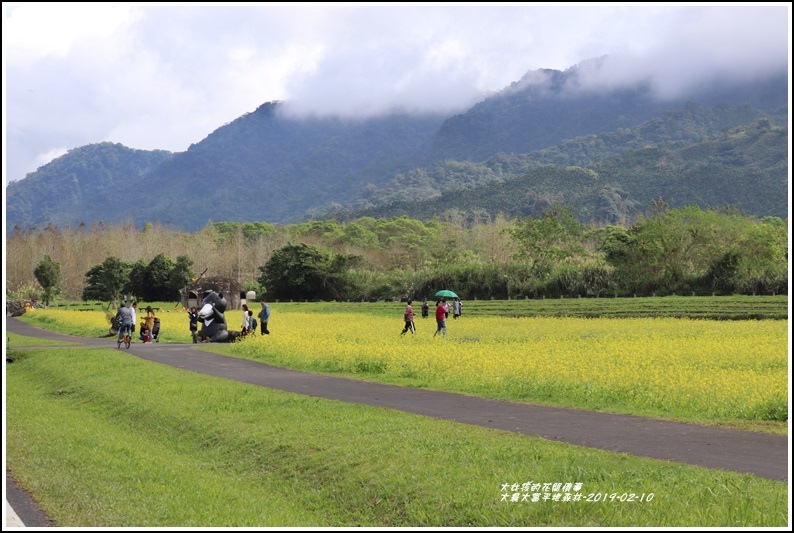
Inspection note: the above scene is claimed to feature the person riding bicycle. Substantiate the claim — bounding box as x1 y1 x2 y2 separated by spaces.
116 302 134 343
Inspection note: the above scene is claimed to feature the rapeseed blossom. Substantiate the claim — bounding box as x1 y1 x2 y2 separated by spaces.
29 308 787 422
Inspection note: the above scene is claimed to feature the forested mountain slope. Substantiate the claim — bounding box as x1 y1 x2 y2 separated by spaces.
5 59 787 233
342 118 788 224
5 143 174 230
429 62 786 161
328 102 786 213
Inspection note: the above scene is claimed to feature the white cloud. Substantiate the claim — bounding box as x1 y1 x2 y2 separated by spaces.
5 4 137 65
33 148 69 172
3 3 790 185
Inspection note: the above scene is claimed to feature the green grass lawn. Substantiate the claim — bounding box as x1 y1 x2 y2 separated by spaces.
6 342 788 527
6 331 81 348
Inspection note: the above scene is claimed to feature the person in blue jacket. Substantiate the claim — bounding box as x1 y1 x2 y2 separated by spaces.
258 299 271 335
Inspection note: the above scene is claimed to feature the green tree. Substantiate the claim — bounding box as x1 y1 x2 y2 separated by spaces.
602 205 701 295
339 223 380 248
169 255 196 294
726 217 788 294
33 255 62 306
126 260 148 301
373 216 439 269
143 253 177 301
82 257 131 303
258 242 361 300
601 205 786 296
508 204 585 276
210 222 239 242
241 221 276 241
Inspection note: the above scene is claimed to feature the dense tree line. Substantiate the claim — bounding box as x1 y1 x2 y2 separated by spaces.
81 253 194 304
8 203 787 306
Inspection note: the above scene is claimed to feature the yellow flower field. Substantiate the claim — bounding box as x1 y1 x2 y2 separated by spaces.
233 313 788 421
25 308 789 422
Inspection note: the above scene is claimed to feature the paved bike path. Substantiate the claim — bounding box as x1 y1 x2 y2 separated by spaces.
6 317 788 487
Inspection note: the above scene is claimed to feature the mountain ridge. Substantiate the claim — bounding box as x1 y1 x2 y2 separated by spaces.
339 116 787 225
5 59 788 233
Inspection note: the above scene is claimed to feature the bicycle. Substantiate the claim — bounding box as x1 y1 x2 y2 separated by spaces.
117 323 132 349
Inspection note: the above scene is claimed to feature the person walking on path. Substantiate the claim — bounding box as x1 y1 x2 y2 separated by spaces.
401 300 416 336
187 306 199 343
259 300 271 335
421 298 429 319
452 297 462 319
433 300 447 337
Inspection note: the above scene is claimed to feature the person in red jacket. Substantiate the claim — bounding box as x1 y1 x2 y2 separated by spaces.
433 300 447 337
401 300 416 336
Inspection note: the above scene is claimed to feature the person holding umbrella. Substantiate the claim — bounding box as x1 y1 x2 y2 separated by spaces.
434 290 457 319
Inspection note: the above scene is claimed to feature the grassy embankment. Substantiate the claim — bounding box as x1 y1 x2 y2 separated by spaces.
16 296 788 432
6 340 788 527
6 296 788 526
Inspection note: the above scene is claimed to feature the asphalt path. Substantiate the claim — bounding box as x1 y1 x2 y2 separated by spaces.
4 317 789 526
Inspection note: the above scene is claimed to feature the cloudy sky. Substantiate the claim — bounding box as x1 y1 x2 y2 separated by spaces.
2 3 790 185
